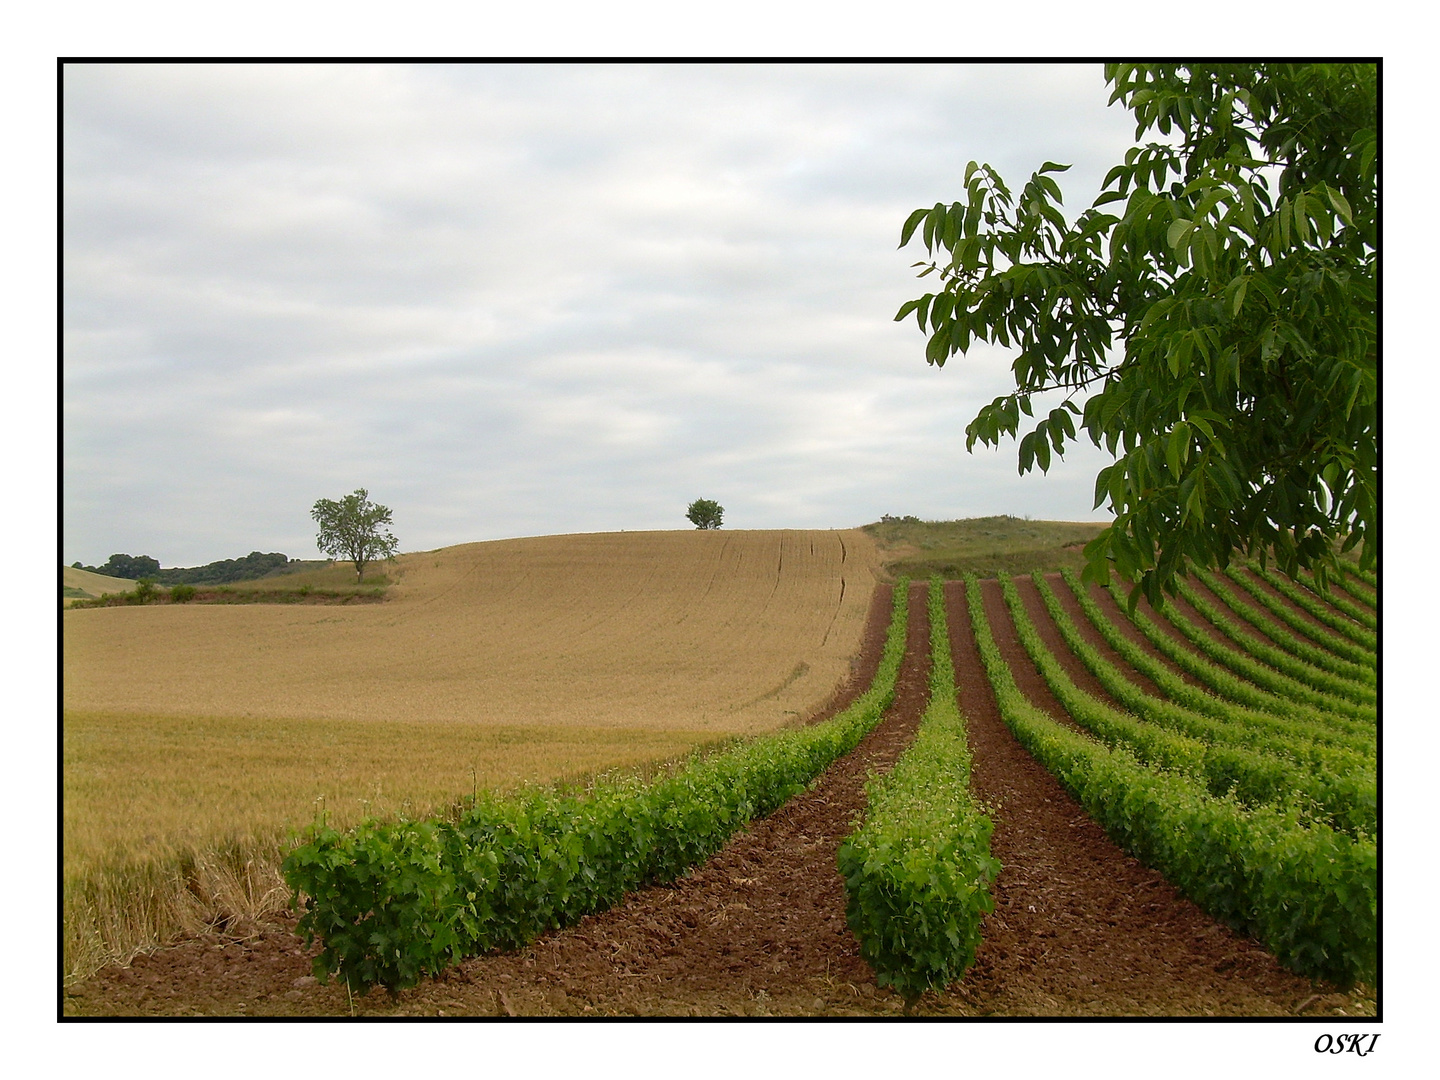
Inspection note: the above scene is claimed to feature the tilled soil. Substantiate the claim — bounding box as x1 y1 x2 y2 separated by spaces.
62 580 1372 1018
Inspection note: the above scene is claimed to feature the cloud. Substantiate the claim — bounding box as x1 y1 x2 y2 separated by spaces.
64 62 1136 566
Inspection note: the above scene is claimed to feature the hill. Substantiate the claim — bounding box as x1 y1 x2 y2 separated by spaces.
63 566 139 606
864 515 1108 580
63 529 881 736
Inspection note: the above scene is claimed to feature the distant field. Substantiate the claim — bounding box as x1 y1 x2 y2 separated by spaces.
64 529 877 734
63 567 139 606
62 529 880 978
865 515 1108 581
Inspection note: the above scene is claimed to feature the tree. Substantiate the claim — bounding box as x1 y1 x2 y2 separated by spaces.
99 553 161 580
686 498 724 529
896 63 1376 606
311 489 400 580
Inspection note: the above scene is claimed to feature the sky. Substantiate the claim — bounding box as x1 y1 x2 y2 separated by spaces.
63 62 1140 567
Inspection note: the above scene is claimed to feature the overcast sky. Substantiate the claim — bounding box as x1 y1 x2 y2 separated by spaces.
64 62 1140 567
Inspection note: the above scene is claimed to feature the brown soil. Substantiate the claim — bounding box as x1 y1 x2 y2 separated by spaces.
61 579 1371 1019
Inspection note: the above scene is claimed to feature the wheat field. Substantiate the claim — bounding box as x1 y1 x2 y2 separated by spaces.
62 528 880 979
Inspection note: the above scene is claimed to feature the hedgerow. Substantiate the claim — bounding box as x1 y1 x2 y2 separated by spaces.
838 578 999 1009
965 574 1375 989
283 581 912 993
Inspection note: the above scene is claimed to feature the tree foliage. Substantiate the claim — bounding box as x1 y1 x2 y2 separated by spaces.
686 498 724 530
311 489 400 580
97 553 162 580
897 63 1376 606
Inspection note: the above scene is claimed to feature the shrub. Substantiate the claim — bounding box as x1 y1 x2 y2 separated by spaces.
132 579 158 605
169 584 197 603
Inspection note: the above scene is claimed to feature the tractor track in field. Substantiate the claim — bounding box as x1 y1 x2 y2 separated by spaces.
62 578 1371 1018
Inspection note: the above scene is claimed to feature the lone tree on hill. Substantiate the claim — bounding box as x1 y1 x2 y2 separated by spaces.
686 498 724 529
311 488 400 580
896 63 1375 606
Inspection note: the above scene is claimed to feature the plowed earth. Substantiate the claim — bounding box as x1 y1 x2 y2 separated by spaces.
64 578 1372 1018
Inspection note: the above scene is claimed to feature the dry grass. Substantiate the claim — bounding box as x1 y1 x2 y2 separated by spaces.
62 529 880 981
62 710 715 982
63 567 138 606
864 515 1108 580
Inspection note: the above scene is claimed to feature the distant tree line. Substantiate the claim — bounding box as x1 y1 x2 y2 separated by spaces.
71 551 325 586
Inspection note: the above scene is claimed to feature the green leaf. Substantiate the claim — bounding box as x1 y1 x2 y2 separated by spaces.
1167 218 1192 249
1326 185 1354 227
1230 277 1248 317
900 207 930 248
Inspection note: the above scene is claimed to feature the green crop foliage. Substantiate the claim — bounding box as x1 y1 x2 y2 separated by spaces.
284 581 912 993
965 574 1375 989
1173 578 1374 703
1191 569 1374 686
1139 588 1375 722
1220 566 1375 667
1295 570 1377 631
838 578 999 1009
1006 574 1374 836
1059 569 1374 750
1247 563 1376 649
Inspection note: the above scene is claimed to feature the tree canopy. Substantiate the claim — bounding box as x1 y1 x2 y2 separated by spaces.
897 63 1376 605
96 554 161 580
311 489 400 580
686 498 724 530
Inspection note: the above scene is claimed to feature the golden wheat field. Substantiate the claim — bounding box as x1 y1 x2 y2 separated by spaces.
62 528 880 979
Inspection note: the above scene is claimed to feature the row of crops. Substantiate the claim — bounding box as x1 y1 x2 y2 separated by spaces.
283 582 915 991
284 561 1375 997
972 566 1376 987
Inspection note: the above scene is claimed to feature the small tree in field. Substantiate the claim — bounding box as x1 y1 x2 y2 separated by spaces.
686 498 724 529
311 488 400 580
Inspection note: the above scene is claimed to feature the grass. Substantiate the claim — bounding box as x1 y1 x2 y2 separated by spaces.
221 562 392 591
63 709 718 984
863 515 1107 581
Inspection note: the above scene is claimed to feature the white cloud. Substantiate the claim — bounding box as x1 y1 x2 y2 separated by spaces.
64 62 1137 566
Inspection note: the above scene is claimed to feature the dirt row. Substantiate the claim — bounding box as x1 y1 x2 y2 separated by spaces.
63 578 1370 1017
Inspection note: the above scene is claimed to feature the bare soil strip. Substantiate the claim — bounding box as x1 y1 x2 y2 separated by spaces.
941 580 1362 1016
